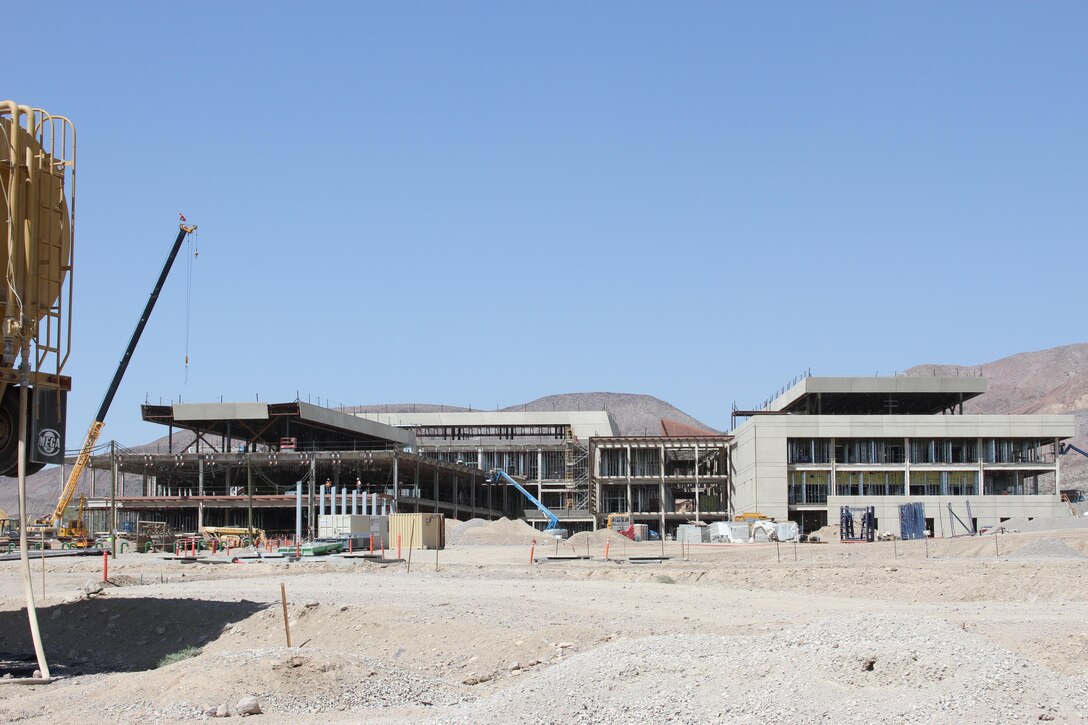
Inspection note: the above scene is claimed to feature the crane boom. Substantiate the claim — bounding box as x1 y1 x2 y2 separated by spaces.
47 223 195 526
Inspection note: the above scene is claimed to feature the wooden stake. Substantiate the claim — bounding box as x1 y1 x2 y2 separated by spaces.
280 582 292 647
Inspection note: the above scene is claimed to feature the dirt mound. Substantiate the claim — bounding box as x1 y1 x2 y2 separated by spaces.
447 517 540 546
77 647 468 721
566 529 631 549
444 517 468 536
1007 536 1086 560
809 523 840 542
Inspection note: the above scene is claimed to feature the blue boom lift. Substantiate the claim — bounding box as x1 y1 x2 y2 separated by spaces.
1060 442 1088 459
489 468 561 532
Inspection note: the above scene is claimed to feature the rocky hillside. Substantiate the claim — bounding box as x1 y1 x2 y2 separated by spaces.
0 431 197 521
357 392 718 436
500 392 717 436
906 342 1088 489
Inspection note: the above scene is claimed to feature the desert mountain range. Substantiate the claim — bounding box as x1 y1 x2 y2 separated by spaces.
3 343 1087 518
905 342 1088 488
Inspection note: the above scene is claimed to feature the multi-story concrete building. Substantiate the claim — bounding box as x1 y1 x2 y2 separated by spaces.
354 410 618 532
589 433 730 534
729 376 1076 535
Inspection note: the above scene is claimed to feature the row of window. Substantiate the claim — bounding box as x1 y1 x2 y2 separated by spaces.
787 438 1050 465
787 469 1037 503
420 450 575 480
597 448 725 478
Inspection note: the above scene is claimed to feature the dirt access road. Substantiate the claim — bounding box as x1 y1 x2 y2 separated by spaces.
1 530 1087 723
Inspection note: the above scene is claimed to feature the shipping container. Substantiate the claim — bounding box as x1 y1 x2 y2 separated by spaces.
388 513 445 550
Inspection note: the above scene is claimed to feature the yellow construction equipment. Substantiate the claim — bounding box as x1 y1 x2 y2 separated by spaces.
733 512 770 521
0 507 16 547
606 513 632 531
56 494 93 546
200 526 266 548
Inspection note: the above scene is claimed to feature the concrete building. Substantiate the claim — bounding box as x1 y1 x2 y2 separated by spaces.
729 376 1076 535
589 433 730 534
355 410 619 532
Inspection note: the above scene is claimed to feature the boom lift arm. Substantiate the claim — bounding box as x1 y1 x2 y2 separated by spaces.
489 468 560 531
45 223 196 527
1060 442 1088 459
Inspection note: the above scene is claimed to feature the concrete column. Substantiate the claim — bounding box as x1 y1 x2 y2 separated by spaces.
341 486 347 517
694 442 700 522
1054 437 1061 493
625 445 632 514
352 487 358 515
246 455 254 539
659 443 666 537
308 457 316 539
904 436 910 496
830 438 837 496
197 456 205 530
320 484 326 517
537 448 544 506
295 481 302 544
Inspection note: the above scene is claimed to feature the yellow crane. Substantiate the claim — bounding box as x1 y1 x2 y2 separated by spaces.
36 223 196 533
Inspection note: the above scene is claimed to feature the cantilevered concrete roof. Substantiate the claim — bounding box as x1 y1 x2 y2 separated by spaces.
355 410 618 442
767 376 987 416
142 401 416 449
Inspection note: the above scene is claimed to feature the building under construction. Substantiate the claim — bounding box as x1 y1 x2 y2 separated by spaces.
75 374 1083 540
82 401 517 536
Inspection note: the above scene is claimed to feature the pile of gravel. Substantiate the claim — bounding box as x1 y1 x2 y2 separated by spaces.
566 529 631 549
214 649 467 715
443 614 1086 723
447 517 540 546
445 518 487 545
1006 536 1086 560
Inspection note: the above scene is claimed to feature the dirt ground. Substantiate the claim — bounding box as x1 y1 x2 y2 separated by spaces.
1 529 1087 723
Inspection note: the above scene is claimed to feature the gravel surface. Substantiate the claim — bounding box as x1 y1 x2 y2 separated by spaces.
444 614 1087 724
1007 536 1086 560
2 529 1087 724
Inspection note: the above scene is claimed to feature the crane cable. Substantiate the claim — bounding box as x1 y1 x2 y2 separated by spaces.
183 225 198 383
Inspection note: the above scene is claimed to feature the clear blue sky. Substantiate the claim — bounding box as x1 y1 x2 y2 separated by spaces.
7 2 1086 444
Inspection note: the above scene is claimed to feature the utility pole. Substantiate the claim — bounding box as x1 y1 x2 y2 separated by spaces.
110 441 118 558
